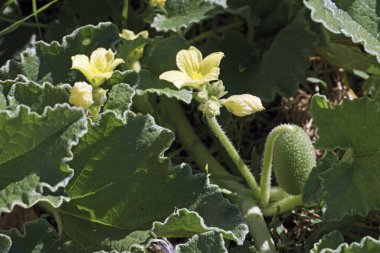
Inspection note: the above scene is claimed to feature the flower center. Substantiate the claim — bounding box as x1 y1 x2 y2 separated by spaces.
191 72 203 80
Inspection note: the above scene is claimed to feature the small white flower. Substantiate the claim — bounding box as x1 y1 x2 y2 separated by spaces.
221 94 264 117
69 82 94 109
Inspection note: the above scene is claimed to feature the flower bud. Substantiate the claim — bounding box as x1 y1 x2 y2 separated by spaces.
198 100 221 117
222 94 264 117
69 82 94 109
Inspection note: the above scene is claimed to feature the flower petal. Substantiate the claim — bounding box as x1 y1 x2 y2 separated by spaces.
201 52 224 77
90 48 108 72
160 70 192 89
71 54 91 73
222 94 264 117
176 46 202 77
201 67 220 83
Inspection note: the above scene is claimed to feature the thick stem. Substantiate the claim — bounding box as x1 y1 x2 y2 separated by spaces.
206 116 260 199
259 125 295 207
262 195 303 217
236 198 276 253
269 186 289 203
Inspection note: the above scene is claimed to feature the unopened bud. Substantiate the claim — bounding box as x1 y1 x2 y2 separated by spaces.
221 94 264 117
69 82 94 109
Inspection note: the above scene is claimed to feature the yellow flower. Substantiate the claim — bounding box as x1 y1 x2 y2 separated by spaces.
221 94 264 117
119 29 149 40
149 0 166 8
159 46 224 89
69 82 94 109
71 48 124 87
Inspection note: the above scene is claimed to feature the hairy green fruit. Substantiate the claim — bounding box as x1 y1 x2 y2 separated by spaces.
272 125 316 195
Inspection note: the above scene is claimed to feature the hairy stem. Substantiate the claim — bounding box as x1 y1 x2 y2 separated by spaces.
260 125 295 207
206 116 260 199
262 195 303 217
235 197 276 253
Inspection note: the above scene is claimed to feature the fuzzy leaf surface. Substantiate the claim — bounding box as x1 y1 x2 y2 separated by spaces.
1 23 120 84
304 0 380 62
151 0 227 32
310 230 344 253
62 111 247 248
321 236 380 253
0 105 86 214
175 231 227 253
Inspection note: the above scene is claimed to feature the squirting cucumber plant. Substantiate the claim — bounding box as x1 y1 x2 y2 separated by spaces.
1 0 380 252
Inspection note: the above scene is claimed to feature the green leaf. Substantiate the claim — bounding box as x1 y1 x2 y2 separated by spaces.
303 152 338 205
304 0 380 62
61 111 247 247
137 70 192 104
320 236 380 253
310 230 344 253
318 42 380 75
251 9 317 100
9 23 120 84
0 105 87 213
7 81 70 114
153 208 243 243
363 75 380 104
151 0 227 32
1 218 59 253
310 95 380 221
101 230 151 252
202 9 317 101
142 35 188 75
103 83 135 116
117 36 149 71
0 234 11 253
175 231 227 253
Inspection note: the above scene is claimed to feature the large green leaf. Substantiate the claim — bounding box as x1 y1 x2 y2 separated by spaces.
1 218 59 253
304 0 380 62
0 105 87 214
175 231 227 253
151 0 227 32
153 208 243 243
103 83 135 116
61 111 247 249
310 230 344 253
100 230 151 252
309 95 380 221
1 23 120 85
321 236 380 253
142 35 188 75
7 81 70 114
202 9 317 101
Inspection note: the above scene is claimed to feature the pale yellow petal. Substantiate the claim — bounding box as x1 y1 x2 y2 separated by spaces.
110 58 125 70
69 82 94 109
222 94 264 117
137 30 149 39
176 46 203 77
71 54 91 73
159 70 192 89
90 48 108 72
120 29 136 40
201 52 224 76
201 67 220 82
91 72 113 87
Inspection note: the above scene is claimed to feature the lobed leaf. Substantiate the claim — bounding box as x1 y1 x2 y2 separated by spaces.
308 95 380 221
151 0 227 32
0 105 87 214
175 231 227 253
304 0 380 62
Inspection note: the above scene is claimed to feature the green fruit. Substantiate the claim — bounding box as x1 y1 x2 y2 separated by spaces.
272 125 316 195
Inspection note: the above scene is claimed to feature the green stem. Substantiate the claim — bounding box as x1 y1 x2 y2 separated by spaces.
235 198 276 253
188 20 244 44
262 195 303 217
269 186 289 203
158 98 255 198
259 125 295 207
205 116 260 199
